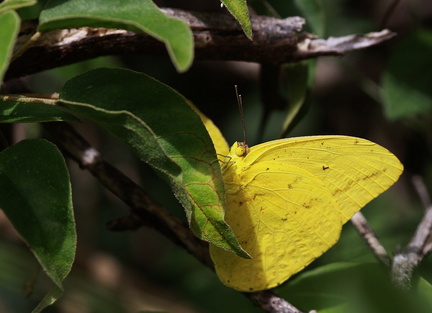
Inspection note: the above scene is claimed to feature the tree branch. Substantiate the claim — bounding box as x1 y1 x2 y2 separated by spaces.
6 8 395 80
44 121 311 313
351 212 391 266
391 176 432 289
351 176 432 290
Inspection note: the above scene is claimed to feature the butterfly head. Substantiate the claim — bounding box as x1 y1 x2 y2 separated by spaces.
233 141 249 157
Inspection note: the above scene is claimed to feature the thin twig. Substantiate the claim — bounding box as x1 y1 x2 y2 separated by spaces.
43 121 308 313
292 29 396 60
351 212 391 266
412 175 432 208
391 176 432 289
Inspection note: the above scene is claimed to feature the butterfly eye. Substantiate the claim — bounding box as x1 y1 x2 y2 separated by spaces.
235 141 249 157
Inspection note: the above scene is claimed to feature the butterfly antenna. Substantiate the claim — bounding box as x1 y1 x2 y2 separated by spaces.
235 85 247 145
235 85 249 156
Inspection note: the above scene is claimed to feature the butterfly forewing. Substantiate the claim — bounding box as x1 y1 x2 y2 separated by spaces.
248 136 403 218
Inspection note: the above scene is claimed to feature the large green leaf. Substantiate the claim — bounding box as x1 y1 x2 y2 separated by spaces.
59 68 247 258
221 0 252 39
0 10 20 83
39 0 193 72
0 139 76 313
382 29 432 120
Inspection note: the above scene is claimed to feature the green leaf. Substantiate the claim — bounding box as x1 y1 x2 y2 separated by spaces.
278 263 431 313
221 0 252 39
0 10 20 83
39 0 193 72
59 68 247 258
0 0 36 14
0 139 76 313
280 60 311 137
294 0 326 37
382 29 432 120
417 277 432 308
0 98 79 123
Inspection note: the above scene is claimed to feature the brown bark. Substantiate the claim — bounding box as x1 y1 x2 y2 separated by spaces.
6 8 395 80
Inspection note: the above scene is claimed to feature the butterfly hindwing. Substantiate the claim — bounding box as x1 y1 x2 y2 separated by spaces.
214 159 343 291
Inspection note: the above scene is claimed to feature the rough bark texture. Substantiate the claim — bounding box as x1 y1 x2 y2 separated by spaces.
5 8 395 80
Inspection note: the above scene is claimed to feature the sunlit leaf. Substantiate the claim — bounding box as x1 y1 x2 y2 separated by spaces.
59 68 247 257
0 0 36 14
220 0 252 39
0 10 20 83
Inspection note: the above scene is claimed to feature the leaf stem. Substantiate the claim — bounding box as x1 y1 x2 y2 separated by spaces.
0 94 58 105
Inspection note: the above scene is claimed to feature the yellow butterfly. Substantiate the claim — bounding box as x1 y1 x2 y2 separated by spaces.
193 105 403 292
